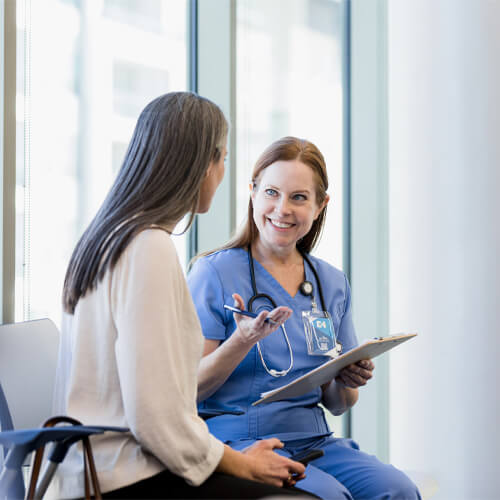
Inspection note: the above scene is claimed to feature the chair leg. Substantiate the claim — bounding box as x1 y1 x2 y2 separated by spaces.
33 460 58 500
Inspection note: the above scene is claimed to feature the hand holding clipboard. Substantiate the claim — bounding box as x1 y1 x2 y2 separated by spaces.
253 333 417 405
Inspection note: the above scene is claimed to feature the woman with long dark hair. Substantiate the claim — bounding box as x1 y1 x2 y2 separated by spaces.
188 136 421 499
52 94 308 499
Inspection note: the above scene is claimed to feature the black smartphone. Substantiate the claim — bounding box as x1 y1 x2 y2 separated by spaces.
290 448 324 465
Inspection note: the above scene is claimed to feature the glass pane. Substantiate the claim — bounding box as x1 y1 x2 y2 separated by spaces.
15 0 188 325
236 0 348 435
236 0 346 269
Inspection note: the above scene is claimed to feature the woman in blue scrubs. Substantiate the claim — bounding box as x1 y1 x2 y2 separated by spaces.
188 136 420 500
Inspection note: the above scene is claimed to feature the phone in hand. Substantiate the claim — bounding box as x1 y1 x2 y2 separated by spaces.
290 448 324 465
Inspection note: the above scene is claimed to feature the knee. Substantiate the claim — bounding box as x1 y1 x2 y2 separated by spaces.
317 483 353 500
386 468 422 500
296 470 353 500
362 466 421 500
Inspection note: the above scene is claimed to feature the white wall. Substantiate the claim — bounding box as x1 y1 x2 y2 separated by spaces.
388 1 500 498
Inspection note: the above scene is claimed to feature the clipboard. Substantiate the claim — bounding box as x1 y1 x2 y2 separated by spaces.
252 333 417 405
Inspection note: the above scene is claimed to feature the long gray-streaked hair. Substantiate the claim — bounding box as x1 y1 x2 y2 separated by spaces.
63 91 228 313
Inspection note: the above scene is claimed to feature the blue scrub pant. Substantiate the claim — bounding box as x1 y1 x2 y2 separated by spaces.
231 436 421 500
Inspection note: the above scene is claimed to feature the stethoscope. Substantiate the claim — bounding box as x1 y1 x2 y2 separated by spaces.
247 246 327 378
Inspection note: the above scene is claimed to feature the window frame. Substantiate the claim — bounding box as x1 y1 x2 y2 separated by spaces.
349 0 390 461
192 0 354 439
1 0 17 324
188 0 237 258
1 0 368 447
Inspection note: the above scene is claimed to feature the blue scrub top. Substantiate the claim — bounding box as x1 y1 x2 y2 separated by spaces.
188 248 358 443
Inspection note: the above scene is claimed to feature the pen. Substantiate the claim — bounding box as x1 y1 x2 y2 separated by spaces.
223 304 277 325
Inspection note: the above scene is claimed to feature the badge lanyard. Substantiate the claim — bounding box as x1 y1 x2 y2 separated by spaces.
297 253 342 357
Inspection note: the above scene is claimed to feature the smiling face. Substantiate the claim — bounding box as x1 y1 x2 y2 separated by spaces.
251 159 329 257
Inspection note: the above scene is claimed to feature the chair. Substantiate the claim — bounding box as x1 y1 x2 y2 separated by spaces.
0 319 59 430
0 319 128 499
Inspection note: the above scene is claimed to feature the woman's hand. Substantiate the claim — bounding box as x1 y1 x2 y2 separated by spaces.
321 359 374 415
231 293 292 347
241 439 306 487
197 293 291 401
335 359 374 388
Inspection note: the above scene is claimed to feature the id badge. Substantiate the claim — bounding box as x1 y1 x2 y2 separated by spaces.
302 310 341 357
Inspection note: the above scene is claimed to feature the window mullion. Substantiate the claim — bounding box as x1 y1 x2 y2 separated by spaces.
1 0 17 324
195 0 236 256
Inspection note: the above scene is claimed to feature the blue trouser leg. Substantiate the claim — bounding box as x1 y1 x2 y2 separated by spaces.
288 437 421 500
289 464 353 499
230 436 421 500
230 438 352 500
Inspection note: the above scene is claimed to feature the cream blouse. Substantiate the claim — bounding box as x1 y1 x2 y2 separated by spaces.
49 229 224 498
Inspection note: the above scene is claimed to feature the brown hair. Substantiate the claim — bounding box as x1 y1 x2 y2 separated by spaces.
212 136 328 256
63 92 228 313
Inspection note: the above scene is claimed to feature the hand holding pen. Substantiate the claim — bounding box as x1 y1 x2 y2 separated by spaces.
223 305 278 325
226 293 292 346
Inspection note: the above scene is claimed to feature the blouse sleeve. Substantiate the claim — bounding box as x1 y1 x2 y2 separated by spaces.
187 257 228 341
111 230 224 486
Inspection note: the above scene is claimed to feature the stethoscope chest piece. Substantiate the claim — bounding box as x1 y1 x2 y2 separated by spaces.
299 280 314 297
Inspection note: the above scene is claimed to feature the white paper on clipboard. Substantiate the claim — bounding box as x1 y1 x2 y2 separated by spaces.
252 333 417 406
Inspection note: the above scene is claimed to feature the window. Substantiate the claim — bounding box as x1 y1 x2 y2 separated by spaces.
236 0 349 434
15 0 188 325
236 0 347 269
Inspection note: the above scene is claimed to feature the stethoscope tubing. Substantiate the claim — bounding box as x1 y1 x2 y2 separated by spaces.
247 247 326 312
246 246 326 377
300 251 327 313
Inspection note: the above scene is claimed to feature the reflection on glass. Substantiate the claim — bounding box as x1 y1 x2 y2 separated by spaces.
16 0 188 325
236 0 346 269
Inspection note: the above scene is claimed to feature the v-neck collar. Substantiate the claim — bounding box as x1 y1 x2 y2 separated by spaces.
249 250 313 302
